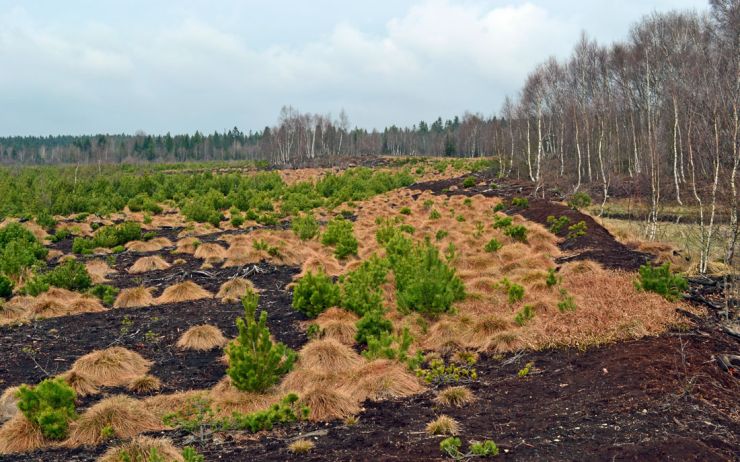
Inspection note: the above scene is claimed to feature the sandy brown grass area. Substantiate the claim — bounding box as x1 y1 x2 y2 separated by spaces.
1 289 105 325
66 395 163 446
127 374 162 394
98 436 184 462
194 242 227 263
176 325 228 351
343 360 425 401
113 287 155 308
128 256 171 274
70 347 152 388
85 259 115 283
156 281 212 304
216 278 257 303
173 237 200 254
0 415 47 454
299 387 360 422
297 338 363 372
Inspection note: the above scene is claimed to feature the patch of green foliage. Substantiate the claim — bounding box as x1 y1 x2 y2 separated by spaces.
16 378 77 440
72 222 142 253
399 206 412 215
462 177 477 188
362 327 423 369
545 268 559 287
417 358 478 385
292 270 340 318
484 238 502 253
384 235 465 316
499 278 524 304
321 216 358 259
504 224 527 242
227 290 296 392
0 223 48 277
557 288 576 312
339 255 388 316
355 310 393 346
567 220 588 239
291 213 320 240
546 215 570 234
568 191 592 210
429 209 442 220
23 259 93 296
50 228 72 243
435 229 448 241
220 393 308 432
635 263 688 301
514 304 535 326
517 361 534 377
127 194 162 214
493 202 505 212
88 284 119 305
511 197 529 208
0 274 13 298
492 215 512 229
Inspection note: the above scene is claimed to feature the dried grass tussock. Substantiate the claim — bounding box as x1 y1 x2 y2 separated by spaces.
2 289 105 324
0 415 47 454
156 281 212 304
434 386 475 407
66 395 163 446
114 286 155 308
85 259 115 283
128 255 171 274
299 387 360 422
127 374 162 394
173 237 200 254
345 360 425 401
125 240 165 253
58 370 100 397
217 278 257 303
176 324 228 351
209 378 280 416
70 347 152 388
297 338 363 372
98 436 184 462
194 242 227 262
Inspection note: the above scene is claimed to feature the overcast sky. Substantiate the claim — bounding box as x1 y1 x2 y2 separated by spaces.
0 0 709 136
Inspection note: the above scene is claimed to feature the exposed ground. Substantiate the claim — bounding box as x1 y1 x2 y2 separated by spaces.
0 167 737 461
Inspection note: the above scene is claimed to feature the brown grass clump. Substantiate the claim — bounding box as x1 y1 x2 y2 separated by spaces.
216 278 257 303
209 378 279 416
346 360 425 401
176 325 228 351
425 415 460 436
66 395 163 446
143 391 207 421
297 338 363 372
194 243 227 262
315 307 359 324
280 368 343 394
98 436 184 462
113 287 154 308
174 237 200 254
156 281 212 304
0 415 47 454
299 387 360 422
85 259 114 283
127 375 162 394
288 439 315 454
70 347 152 388
58 371 100 397
434 386 475 408
21 290 105 319
317 320 357 345
0 386 20 424
128 256 171 274
125 240 164 253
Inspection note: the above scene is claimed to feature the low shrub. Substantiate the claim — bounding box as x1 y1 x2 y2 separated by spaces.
227 290 296 392
23 259 93 296
499 278 524 304
484 238 502 253
292 270 340 318
321 217 358 259
546 215 570 234
89 284 120 305
0 274 13 298
230 213 245 227
417 358 478 385
511 197 529 208
50 228 72 243
635 263 687 301
545 268 559 287
389 238 465 316
514 304 535 326
339 256 388 316
462 177 476 188
362 328 422 369
16 378 77 440
493 202 505 212
72 222 142 253
0 222 48 277
568 191 592 210
429 209 442 220
504 224 527 242
291 213 319 240
557 289 576 312
220 394 308 432
567 221 588 239
492 215 512 229
399 206 412 215
435 229 448 241
355 310 393 346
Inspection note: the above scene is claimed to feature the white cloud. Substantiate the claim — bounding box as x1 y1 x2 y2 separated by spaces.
0 0 708 135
